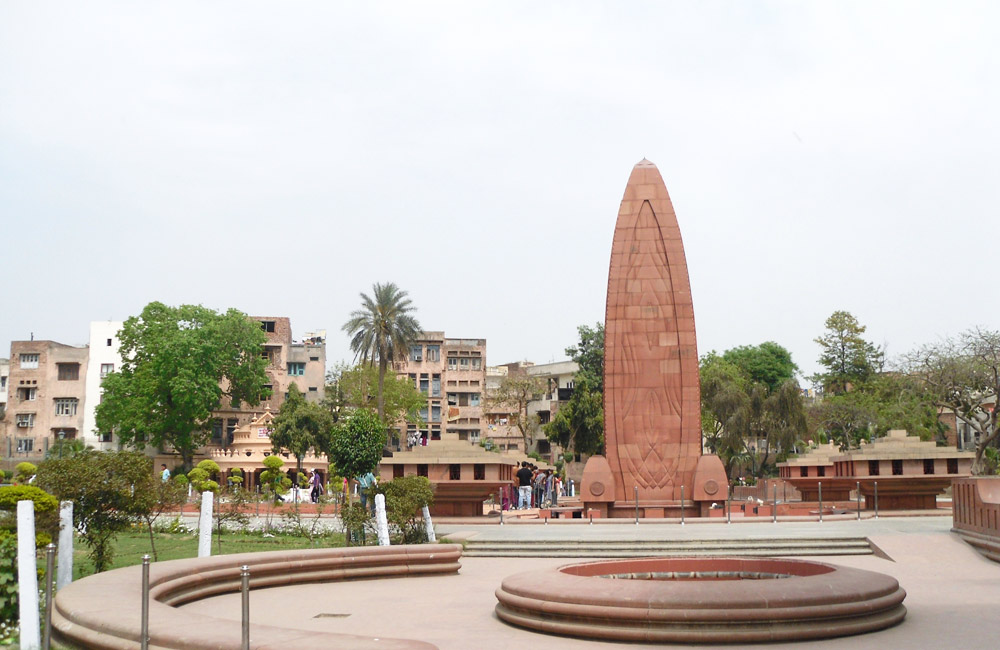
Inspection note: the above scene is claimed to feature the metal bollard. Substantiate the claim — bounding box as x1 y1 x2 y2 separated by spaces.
818 481 823 523
680 485 685 526
874 481 879 519
727 491 731 524
43 543 55 650
498 489 504 526
241 565 250 650
772 484 777 524
141 555 150 650
634 485 639 525
857 481 862 520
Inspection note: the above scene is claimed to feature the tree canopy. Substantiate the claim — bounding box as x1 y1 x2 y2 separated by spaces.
721 341 798 393
904 328 1000 474
544 323 606 456
342 282 421 421
487 372 546 451
814 310 883 394
323 362 425 425
328 408 386 481
271 383 334 474
95 302 269 467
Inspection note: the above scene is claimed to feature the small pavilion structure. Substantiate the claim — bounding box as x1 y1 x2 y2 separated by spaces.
379 429 517 516
780 430 975 510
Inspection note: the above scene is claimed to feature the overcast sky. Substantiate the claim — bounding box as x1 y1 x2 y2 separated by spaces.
2 2 998 381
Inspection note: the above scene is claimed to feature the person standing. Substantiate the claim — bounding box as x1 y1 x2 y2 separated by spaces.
160 464 170 483
515 462 533 510
309 470 323 503
358 471 377 514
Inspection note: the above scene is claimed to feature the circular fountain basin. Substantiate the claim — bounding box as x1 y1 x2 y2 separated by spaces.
495 557 905 643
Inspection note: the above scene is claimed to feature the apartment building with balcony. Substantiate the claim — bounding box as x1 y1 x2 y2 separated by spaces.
393 332 486 449
4 339 88 462
83 321 124 449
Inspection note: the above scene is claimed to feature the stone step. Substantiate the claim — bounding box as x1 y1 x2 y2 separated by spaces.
462 537 874 558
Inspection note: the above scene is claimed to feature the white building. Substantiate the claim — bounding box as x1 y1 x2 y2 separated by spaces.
82 321 123 449
0 358 9 412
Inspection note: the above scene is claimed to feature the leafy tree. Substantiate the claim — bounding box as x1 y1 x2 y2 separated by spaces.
323 362 425 425
187 459 221 493
722 341 798 393
904 328 1000 474
815 394 876 450
814 310 883 394
374 475 435 543
132 476 187 561
486 372 546 450
544 323 606 456
35 451 151 573
328 409 386 481
700 348 807 479
45 438 95 460
271 384 334 475
14 462 36 483
96 302 269 467
260 455 291 503
342 283 422 421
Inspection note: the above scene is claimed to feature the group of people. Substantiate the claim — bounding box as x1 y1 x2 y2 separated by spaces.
512 462 561 510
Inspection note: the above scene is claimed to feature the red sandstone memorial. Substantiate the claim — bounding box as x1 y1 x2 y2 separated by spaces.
582 160 727 518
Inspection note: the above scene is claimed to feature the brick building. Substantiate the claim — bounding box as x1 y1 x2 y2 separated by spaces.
3 339 89 463
392 332 486 449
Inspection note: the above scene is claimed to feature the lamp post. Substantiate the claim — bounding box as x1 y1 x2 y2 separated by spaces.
57 430 66 459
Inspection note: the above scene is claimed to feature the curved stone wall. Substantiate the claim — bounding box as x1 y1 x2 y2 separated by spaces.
53 544 462 649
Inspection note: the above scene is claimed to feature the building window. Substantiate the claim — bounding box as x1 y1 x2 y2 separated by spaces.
16 438 34 453
211 419 224 443
431 374 441 397
107 338 113 346
447 357 457 371
16 413 35 428
417 464 428 477
471 358 481 370
869 460 880 476
892 460 903 476
947 458 959 474
817 466 825 477
0 376 5 390
459 358 470 370
470 393 481 407
410 345 423 362
261 385 273 401
419 407 428 422
54 398 78 416
261 321 276 333
57 363 80 381
923 459 935 475
98 431 113 443
19 354 39 369
799 467 808 477
426 345 440 362
420 377 429 394
261 346 280 365
449 464 461 480
309 356 319 361
100 363 115 378
17 387 37 401
287 362 305 376
431 405 441 422
393 464 404 479
308 387 318 392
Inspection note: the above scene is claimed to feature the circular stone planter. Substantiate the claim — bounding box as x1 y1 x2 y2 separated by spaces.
495 557 906 643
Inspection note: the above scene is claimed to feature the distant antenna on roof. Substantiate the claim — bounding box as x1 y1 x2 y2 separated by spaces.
30 332 34 341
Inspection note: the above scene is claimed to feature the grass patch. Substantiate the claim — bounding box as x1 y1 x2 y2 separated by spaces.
72 529 346 578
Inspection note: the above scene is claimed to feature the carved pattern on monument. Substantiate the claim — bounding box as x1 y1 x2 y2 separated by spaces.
605 160 700 503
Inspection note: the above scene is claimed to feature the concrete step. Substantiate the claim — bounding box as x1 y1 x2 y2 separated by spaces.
462 537 874 558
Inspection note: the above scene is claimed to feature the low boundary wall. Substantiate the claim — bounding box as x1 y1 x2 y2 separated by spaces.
952 477 1000 563
52 544 462 649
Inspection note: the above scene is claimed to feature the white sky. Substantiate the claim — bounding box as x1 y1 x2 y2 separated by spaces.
2 2 998 381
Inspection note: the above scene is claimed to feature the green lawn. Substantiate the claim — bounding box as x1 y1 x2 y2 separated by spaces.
71 528 347 578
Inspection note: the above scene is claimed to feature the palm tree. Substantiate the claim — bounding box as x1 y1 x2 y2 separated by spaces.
342 282 422 421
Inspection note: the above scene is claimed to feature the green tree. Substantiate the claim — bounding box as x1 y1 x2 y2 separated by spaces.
260 455 291 503
814 310 883 394
486 372 546 451
96 302 269 467
544 323 606 456
271 383 334 475
565 323 604 391
323 362 425 426
374 475 435 543
35 451 152 573
905 328 1000 474
342 283 422 421
722 341 798 393
328 409 386 481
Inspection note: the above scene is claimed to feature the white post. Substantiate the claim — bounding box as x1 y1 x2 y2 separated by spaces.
18 500 41 650
374 494 390 546
57 500 74 589
422 505 436 542
198 491 213 557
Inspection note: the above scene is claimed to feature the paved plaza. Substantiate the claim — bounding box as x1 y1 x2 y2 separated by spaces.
185 516 1000 649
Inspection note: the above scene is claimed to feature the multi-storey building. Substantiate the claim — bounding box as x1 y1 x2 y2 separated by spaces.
4 340 88 462
83 321 124 449
392 332 486 449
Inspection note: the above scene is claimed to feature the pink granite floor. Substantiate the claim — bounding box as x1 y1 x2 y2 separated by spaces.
186 525 1000 649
